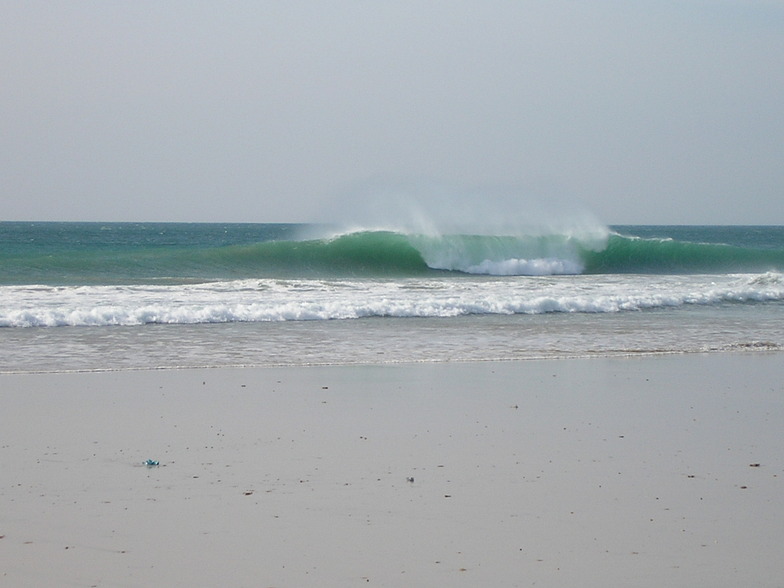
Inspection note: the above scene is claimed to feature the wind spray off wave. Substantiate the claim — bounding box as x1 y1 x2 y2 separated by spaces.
314 180 611 276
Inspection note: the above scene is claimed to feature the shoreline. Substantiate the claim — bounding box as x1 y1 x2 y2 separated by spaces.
2 353 782 586
2 345 782 376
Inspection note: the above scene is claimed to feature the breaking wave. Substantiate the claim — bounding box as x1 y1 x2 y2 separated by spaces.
2 226 784 285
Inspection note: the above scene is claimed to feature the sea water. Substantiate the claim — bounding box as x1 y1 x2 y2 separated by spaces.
1 222 783 372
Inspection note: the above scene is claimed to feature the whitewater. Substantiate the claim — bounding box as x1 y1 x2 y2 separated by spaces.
2 272 784 328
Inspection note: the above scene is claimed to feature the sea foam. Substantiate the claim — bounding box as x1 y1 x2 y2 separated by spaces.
2 272 782 327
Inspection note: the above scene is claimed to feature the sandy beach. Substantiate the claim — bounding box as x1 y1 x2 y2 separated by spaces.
1 353 782 587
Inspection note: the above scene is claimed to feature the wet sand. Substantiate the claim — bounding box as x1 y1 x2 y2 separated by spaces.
1 353 782 587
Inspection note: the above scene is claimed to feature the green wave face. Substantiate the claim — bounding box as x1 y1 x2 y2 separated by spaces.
582 234 784 274
208 231 432 276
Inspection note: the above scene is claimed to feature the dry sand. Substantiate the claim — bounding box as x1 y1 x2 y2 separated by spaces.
1 353 782 587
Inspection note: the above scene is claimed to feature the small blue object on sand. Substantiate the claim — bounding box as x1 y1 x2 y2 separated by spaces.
144 459 160 467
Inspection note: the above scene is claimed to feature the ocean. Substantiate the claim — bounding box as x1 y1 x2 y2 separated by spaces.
1 222 783 372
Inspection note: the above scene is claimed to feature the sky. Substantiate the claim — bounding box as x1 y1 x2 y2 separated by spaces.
1 1 783 225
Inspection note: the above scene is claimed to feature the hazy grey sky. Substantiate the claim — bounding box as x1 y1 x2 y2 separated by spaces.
2 1 783 224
